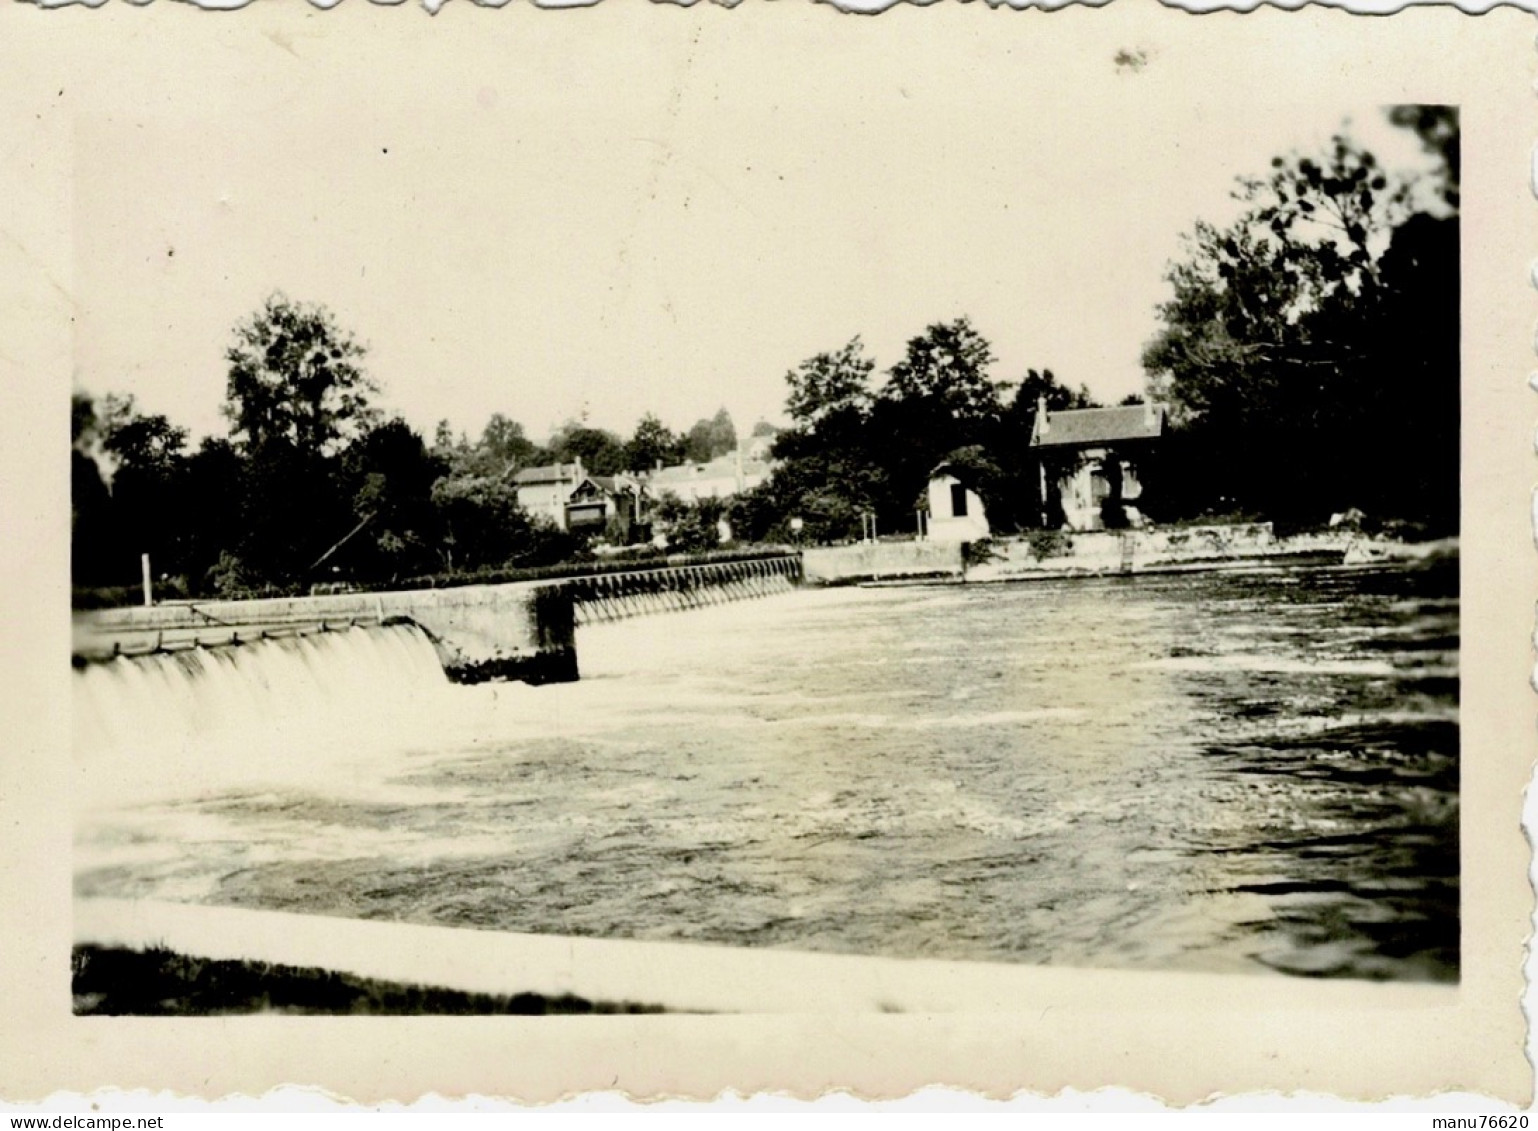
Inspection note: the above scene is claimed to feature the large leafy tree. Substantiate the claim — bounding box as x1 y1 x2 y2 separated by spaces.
772 338 874 459
477 413 541 474
760 337 886 541
624 412 686 472
431 413 547 480
71 391 232 592
100 397 192 585
221 295 380 582
746 327 1044 541
179 437 246 591
430 473 529 572
871 317 1004 522
682 407 738 463
337 418 448 581
881 317 1002 427
224 294 378 457
1142 110 1457 529
100 402 189 482
548 421 626 476
783 337 874 433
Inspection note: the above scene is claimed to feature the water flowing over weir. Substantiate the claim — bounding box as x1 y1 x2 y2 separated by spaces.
72 554 806 775
74 624 450 769
568 556 801 626
73 553 805 689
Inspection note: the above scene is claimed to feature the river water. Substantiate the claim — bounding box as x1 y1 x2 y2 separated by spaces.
74 559 1458 982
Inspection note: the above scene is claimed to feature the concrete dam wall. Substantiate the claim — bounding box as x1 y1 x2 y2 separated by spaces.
72 580 576 685
72 552 804 685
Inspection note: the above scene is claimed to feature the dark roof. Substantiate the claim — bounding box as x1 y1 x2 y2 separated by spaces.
587 475 641 494
511 463 579 485
1030 405 1164 449
928 449 992 482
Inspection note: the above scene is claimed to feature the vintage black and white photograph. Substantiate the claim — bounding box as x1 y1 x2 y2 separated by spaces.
64 38 1470 1021
67 76 1467 1024
9 0 1538 1107
20 1 1533 1105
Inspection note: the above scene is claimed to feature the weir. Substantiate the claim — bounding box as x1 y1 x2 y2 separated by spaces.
567 554 800 626
72 551 803 686
73 579 577 685
73 622 449 764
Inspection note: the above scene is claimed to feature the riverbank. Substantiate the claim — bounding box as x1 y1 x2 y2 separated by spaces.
965 524 1452 582
73 943 665 1016
801 524 1455 587
73 898 1452 1015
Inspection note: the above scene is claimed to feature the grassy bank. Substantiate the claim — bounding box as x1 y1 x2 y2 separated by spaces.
72 945 668 1016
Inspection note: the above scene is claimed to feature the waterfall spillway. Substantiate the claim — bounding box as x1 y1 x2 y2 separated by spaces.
71 557 804 802
73 625 450 794
570 556 800 627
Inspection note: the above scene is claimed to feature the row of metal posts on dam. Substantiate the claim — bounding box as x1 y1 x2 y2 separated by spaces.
71 552 806 686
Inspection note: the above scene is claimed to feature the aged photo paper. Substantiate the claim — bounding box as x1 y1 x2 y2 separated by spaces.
1 0 1533 1108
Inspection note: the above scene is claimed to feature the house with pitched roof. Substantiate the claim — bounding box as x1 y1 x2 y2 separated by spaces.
1029 401 1165 531
566 473 648 540
513 458 651 538
511 460 585 530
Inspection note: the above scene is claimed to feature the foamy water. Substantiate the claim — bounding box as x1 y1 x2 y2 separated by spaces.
74 560 1459 981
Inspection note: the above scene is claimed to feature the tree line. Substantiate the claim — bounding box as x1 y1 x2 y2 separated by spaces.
725 106 1458 547
71 294 758 602
727 107 1460 546
727 328 1099 545
73 107 1457 605
1142 106 1459 532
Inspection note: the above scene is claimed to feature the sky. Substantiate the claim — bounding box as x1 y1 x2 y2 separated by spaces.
70 10 1440 450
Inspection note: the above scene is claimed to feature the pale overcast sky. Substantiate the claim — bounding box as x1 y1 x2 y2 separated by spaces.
70 8 1438 448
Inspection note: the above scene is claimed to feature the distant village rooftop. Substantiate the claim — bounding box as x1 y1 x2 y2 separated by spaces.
511 462 583 486
645 450 773 501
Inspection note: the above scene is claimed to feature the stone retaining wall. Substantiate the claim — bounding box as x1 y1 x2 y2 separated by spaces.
802 541 963 584
966 523 1352 581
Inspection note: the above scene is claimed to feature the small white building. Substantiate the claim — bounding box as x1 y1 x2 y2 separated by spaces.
925 467 990 543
